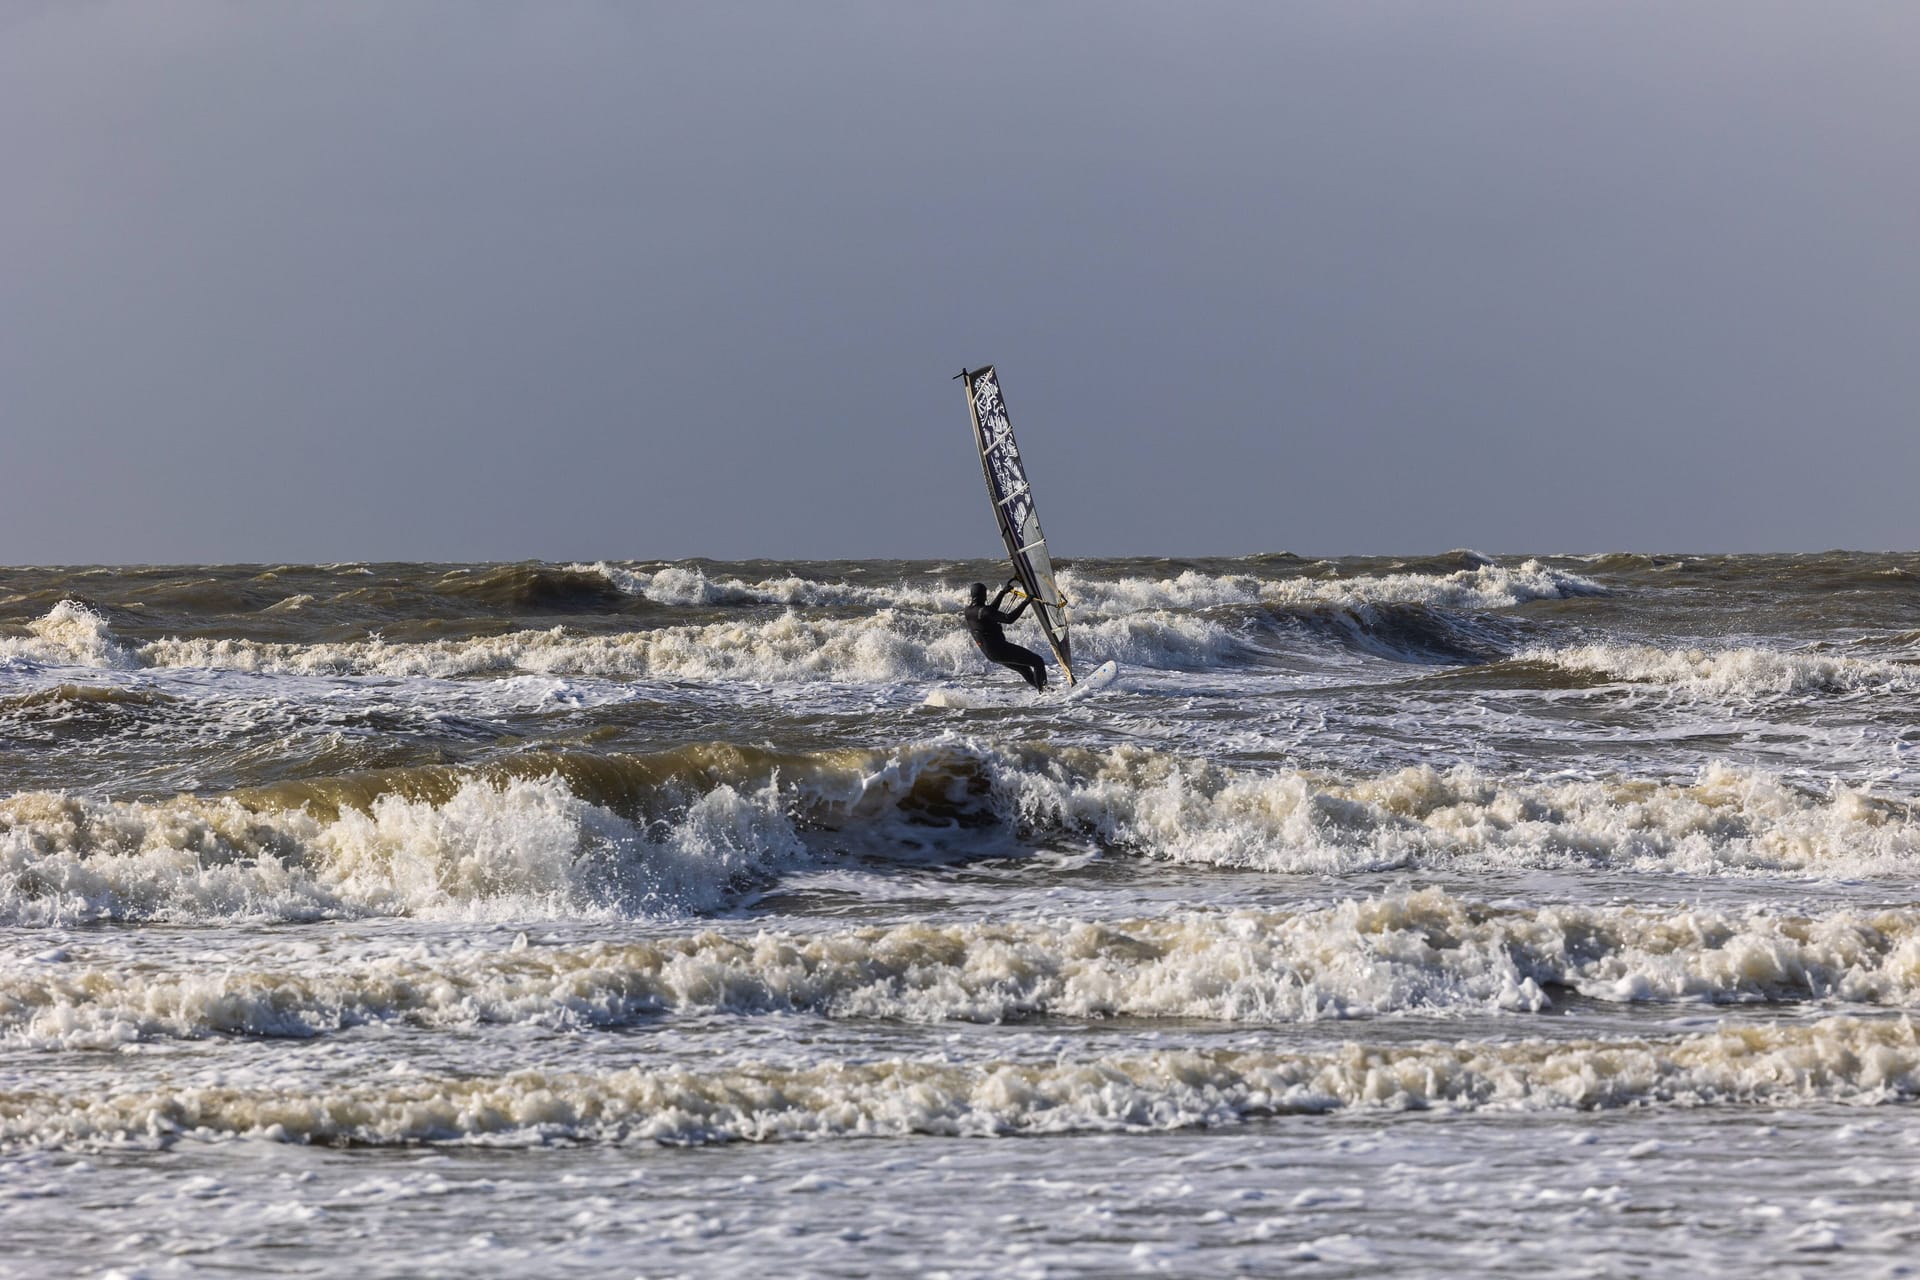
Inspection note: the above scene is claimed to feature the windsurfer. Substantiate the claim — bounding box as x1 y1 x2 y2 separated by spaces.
964 580 1049 690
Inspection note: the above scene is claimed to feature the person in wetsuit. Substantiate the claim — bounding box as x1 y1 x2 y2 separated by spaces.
965 579 1049 690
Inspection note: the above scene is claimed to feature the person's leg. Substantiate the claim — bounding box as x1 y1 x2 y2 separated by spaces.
984 639 1049 690
992 655 1040 689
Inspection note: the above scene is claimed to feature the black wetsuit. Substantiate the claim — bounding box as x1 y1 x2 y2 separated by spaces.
966 583 1049 690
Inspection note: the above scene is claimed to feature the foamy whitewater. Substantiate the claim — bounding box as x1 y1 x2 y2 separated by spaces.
4 552 1920 1276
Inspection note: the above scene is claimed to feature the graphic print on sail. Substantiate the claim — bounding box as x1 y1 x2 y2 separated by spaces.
959 365 1075 685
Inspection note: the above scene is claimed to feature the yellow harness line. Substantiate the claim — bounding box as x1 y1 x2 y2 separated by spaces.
1008 587 1070 608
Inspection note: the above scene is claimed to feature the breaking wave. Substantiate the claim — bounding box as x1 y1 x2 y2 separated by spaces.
0 559 1600 685
4 1017 1914 1149
0 767 808 925
1257 559 1604 612
4 741 1917 925
1277 601 1513 665
998 745 1920 877
1514 643 1920 697
570 558 1602 619
12 889 1920 1048
0 598 1527 686
0 601 139 671
576 563 950 610
9 605 1247 682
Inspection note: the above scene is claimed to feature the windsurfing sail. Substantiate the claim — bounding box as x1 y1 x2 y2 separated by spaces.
959 365 1075 684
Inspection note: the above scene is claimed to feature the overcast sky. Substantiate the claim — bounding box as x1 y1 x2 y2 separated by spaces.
3 2 1916 564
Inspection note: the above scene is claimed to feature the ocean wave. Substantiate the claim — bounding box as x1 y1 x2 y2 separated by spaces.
1577 553 1692 573
11 890 1920 1048
577 563 950 611
1001 747 1920 877
3 1017 1912 1149
1 561 1592 684
571 559 1602 618
141 612 986 682
1056 569 1267 613
4 742 1917 926
0 740 1002 924
0 682 173 717
1515 643 1920 697
1258 559 1604 612
1277 601 1511 665
0 767 808 926
13 601 1482 683
0 601 140 671
18 605 1235 682
441 565 629 612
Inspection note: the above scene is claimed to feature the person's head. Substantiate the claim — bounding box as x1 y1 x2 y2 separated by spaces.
968 582 987 606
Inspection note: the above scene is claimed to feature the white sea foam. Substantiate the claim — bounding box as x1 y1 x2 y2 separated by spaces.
2 1017 1912 1149
875 558 1595 617
10 890 1920 1048
576 563 952 610
119 609 1234 682
4 742 1916 928
1 559 1597 686
1518 643 1920 697
1055 569 1267 614
573 559 1600 618
138 611 979 682
1073 612 1248 669
996 747 1920 877
0 601 138 671
1255 559 1603 612
0 773 806 926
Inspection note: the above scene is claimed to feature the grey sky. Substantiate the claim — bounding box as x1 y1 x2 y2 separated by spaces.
3 2 1916 563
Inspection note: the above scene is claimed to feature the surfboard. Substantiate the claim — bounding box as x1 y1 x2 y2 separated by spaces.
918 661 1117 709
1055 659 1118 701
958 365 1077 684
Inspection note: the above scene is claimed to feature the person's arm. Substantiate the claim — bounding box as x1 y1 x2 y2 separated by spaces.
995 578 1032 623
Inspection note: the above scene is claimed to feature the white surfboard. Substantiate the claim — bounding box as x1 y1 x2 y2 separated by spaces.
920 661 1117 708
1054 660 1118 701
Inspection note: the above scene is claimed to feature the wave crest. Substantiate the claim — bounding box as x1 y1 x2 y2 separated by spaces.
1516 643 1920 696
0 769 805 925
5 1017 1913 1149
572 558 1602 618
0 601 138 671
4 741 1915 926
15 889 1920 1047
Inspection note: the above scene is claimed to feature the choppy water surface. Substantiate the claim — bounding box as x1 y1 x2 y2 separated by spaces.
3 552 1919 1276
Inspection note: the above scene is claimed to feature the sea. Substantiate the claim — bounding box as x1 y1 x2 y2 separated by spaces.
3 551 1919 1278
